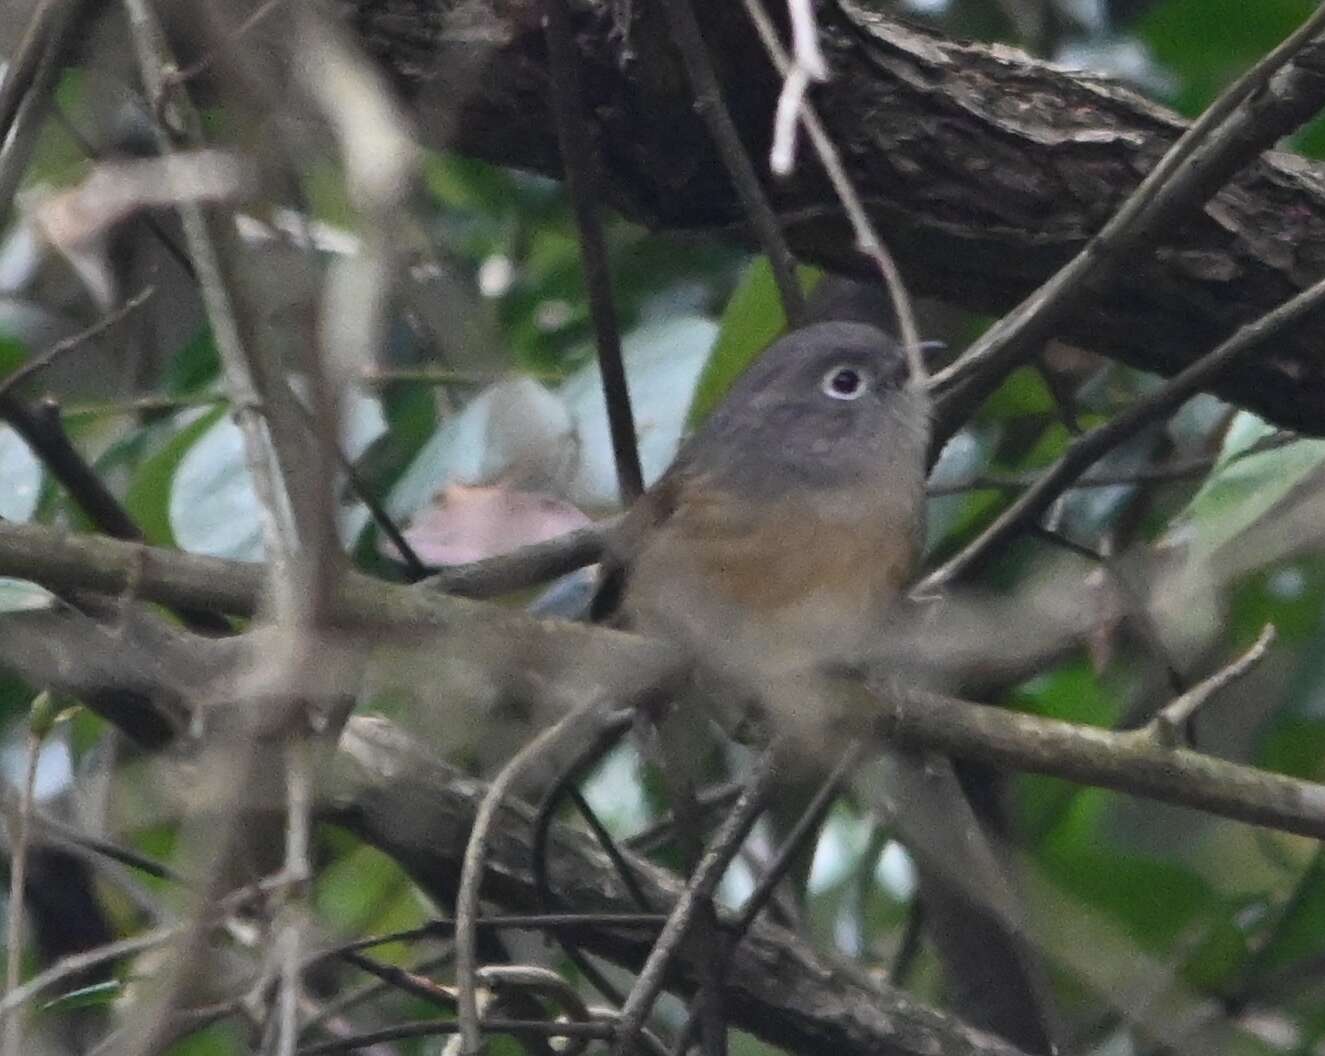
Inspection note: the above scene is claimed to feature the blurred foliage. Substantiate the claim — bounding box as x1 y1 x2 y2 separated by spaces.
0 1 1324 1054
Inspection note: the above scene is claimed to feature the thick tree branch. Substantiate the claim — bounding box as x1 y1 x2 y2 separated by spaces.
340 0 1325 433
2 520 1325 841
331 716 1028 1056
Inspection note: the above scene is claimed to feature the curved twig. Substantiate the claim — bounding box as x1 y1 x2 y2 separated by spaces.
533 715 643 916
455 702 624 1055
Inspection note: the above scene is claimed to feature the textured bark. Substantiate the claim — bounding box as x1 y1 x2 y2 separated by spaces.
340 0 1325 433
332 715 1029 1056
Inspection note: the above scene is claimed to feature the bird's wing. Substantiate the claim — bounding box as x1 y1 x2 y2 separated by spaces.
589 463 692 625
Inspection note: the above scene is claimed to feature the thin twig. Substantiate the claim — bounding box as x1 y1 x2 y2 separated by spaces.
337 949 456 1010
22 808 184 884
921 271 1325 589
0 396 137 542
0 288 157 401
274 740 313 1056
769 0 827 174
542 0 644 503
670 744 865 1056
0 0 63 147
164 0 288 84
1 726 41 1056
297 1017 618 1056
422 518 616 599
61 393 230 417
613 756 777 1056
0 394 231 634
0 0 104 227
740 0 923 382
0 26 61 230
931 4 1325 430
1142 624 1276 748
323 914 666 958
659 0 806 324
890 902 925 986
532 714 646 915
124 0 298 583
455 702 619 1055
530 717 647 1010
0 927 178 1020
925 432 1296 496
737 745 863 937
623 780 746 854
654 735 728 1056
299 949 456 1037
284 385 428 580
571 786 654 908
358 367 560 386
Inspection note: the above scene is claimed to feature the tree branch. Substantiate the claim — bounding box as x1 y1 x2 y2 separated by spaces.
339 0 1325 434
2 520 1324 842
331 716 1030 1056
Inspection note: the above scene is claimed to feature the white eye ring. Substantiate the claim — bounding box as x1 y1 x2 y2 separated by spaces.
821 365 869 400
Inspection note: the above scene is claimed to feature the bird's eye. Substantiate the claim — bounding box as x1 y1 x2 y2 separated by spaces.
821 365 869 400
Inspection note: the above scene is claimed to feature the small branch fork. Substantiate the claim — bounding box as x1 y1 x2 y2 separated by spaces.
454 702 630 1055
931 3 1325 437
1137 625 1277 749
612 755 777 1056
920 267 1325 590
669 742 867 1055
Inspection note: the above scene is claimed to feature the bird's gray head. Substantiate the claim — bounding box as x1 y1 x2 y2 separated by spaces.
682 321 931 500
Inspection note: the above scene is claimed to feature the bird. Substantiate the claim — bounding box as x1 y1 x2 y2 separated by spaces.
593 321 928 722
590 318 1056 1054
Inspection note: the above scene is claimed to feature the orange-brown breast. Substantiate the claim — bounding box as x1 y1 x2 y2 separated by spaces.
619 477 919 674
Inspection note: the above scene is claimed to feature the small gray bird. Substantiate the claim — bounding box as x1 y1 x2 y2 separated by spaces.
593 321 929 703
592 319 1055 1054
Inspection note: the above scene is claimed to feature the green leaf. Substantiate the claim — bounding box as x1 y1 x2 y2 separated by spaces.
0 335 27 375
1238 849 1325 981
1139 0 1316 115
1178 413 1325 560
686 258 816 427
125 407 228 546
1042 802 1218 950
161 327 220 395
426 153 521 216
1258 717 1325 782
316 844 420 947
979 366 1055 420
